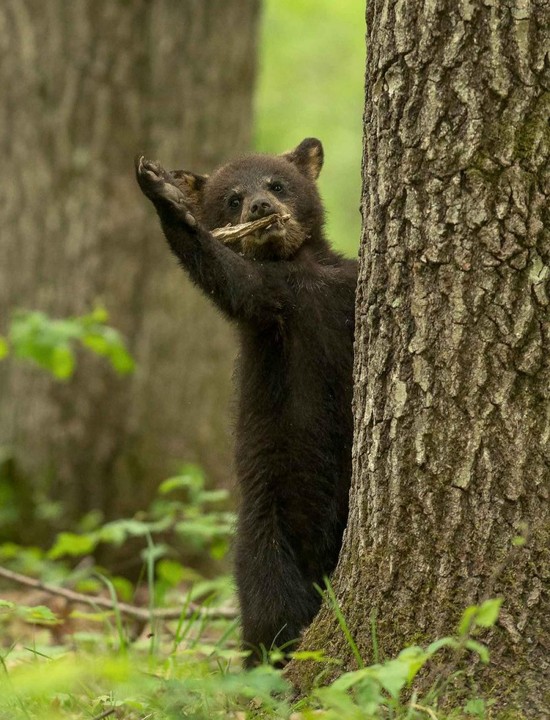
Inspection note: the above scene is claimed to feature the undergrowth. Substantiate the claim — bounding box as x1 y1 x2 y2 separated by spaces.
0 474 503 719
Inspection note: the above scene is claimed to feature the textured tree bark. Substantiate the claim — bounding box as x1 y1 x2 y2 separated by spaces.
0 0 259 538
288 0 549 713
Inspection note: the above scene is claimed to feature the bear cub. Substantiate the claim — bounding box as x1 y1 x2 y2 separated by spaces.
135 139 357 666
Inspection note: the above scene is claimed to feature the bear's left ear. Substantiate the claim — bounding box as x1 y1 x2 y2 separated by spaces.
282 138 324 181
170 169 208 208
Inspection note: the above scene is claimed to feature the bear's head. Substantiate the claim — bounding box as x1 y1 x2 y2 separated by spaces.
172 138 325 260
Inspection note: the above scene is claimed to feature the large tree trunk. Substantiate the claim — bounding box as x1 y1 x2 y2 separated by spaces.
0 0 259 540
288 0 549 713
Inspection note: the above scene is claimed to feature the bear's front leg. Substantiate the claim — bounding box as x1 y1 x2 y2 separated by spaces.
135 155 198 229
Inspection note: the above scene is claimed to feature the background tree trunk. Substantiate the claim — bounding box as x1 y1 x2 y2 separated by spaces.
0 0 259 541
289 0 549 713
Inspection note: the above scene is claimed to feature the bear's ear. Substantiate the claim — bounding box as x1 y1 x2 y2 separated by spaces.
282 138 324 181
170 170 208 208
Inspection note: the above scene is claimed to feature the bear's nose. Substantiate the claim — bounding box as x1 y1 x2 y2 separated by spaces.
249 196 274 219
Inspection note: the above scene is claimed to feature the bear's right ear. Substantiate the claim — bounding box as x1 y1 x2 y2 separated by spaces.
170 170 208 208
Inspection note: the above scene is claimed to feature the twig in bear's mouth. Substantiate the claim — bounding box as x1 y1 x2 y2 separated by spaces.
212 213 290 244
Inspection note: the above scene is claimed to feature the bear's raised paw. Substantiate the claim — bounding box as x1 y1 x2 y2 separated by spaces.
135 155 197 226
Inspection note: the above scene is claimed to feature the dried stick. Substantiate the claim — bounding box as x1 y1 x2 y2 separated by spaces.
92 711 116 720
0 565 237 622
212 214 290 244
410 704 439 720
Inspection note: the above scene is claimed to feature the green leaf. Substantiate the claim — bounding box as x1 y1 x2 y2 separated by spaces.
159 468 204 497
89 306 109 324
7 308 134 379
158 475 189 494
329 667 375 691
51 345 75 379
464 697 487 717
395 646 430 683
199 489 230 504
82 330 135 375
110 576 134 602
354 679 385 715
315 686 363 716
109 345 135 374
82 333 111 355
157 559 186 587
465 639 490 663
141 543 169 565
475 598 502 628
0 336 8 360
74 577 103 594
373 659 410 698
48 531 97 559
98 519 152 545
426 636 459 655
209 536 229 560
458 604 479 636
20 604 60 625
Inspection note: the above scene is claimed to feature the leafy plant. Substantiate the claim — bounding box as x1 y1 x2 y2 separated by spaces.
0 306 134 379
0 594 503 720
0 484 503 719
48 463 236 566
0 599 59 626
307 598 502 719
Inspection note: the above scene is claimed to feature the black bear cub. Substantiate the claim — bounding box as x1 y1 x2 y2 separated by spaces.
135 139 357 666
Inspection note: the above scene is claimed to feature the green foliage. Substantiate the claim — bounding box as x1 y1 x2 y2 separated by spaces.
0 599 59 626
256 0 364 257
307 600 502 719
464 697 496 718
0 461 505 719
0 651 292 720
0 587 503 719
1 307 134 379
0 465 505 719
0 474 504 719
48 464 235 565
0 542 66 583
458 599 503 638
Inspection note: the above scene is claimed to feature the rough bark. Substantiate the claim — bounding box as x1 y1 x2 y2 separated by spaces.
0 0 259 538
288 0 549 714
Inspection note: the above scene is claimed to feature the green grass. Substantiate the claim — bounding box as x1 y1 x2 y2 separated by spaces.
0 593 505 719
0 495 506 720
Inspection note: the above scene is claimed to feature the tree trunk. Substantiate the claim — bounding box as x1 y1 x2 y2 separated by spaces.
0 0 259 540
288 0 549 713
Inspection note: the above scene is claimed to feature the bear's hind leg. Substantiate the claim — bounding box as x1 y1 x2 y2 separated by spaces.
236 538 321 667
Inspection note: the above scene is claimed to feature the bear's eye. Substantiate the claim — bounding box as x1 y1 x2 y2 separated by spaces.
270 182 284 193
228 196 241 208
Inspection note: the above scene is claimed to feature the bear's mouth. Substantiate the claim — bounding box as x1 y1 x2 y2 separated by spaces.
241 214 305 259
254 221 286 245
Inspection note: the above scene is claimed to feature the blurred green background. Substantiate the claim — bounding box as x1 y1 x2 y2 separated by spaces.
256 0 365 257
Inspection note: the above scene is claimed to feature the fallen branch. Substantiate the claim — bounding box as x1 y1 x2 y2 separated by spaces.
212 214 290 244
92 711 116 720
0 565 237 622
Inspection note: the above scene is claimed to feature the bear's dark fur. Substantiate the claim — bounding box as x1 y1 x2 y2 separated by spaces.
135 139 357 665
